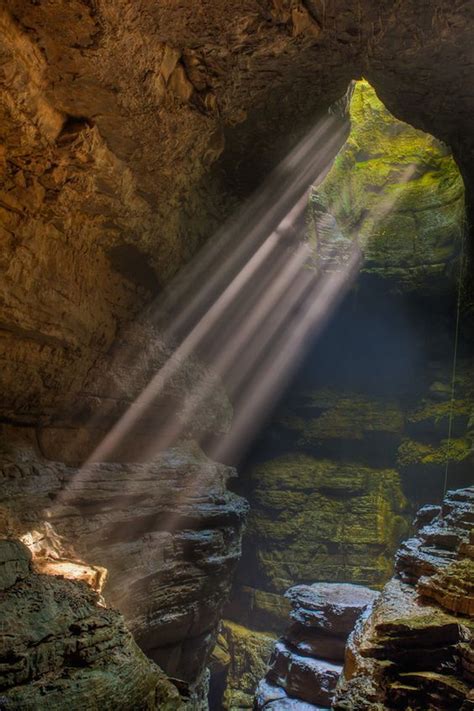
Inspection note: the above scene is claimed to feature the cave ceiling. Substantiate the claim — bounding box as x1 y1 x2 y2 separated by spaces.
1 0 473 424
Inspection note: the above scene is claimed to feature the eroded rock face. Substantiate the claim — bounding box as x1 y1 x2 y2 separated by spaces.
230 453 407 632
255 582 379 709
0 539 182 710
0 433 248 691
334 487 474 710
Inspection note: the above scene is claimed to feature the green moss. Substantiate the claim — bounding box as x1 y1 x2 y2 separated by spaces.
295 393 403 443
246 454 409 592
218 620 276 710
398 437 472 467
309 80 465 293
407 399 471 426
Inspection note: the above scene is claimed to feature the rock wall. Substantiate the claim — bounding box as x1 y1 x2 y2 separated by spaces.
334 486 474 710
309 81 465 296
209 620 275 709
1 2 474 423
0 539 183 710
0 323 249 701
0 432 248 698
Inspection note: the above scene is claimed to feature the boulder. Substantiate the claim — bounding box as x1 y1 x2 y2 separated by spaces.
254 583 378 710
286 582 379 637
267 640 342 706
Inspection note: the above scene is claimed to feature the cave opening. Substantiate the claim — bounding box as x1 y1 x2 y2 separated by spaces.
209 79 473 710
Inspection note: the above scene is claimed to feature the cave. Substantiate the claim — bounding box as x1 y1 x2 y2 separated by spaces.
0 2 473 710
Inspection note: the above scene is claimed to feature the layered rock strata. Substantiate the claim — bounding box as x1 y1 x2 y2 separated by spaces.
229 450 408 641
255 582 379 709
310 80 465 295
0 539 182 710
228 73 472 649
0 431 248 693
334 486 474 710
0 309 249 700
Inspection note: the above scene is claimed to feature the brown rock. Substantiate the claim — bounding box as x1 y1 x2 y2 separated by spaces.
334 487 474 711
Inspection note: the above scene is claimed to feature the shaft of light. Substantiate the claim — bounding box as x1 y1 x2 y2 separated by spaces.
79 121 348 467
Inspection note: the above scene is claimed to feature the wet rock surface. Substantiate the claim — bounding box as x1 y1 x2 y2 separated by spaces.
255 582 378 710
0 539 182 710
334 486 474 710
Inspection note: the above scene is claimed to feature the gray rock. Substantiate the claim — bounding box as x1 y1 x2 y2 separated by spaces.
286 582 379 636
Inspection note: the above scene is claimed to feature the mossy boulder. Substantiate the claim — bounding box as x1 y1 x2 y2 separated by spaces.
0 539 182 710
309 81 465 294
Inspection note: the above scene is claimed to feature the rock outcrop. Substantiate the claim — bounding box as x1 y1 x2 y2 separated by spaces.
255 582 379 709
0 539 182 710
334 486 474 710
0 431 248 694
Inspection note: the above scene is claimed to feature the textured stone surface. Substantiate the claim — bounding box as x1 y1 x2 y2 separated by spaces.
0 539 182 710
267 640 342 706
1 1 474 424
287 583 379 637
334 487 474 710
255 582 378 710
209 620 275 709
0 433 248 690
229 350 474 640
234 454 408 605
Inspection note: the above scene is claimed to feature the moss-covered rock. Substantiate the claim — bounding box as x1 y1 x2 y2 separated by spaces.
0 539 182 711
276 389 404 465
309 81 465 294
241 455 409 594
398 437 473 467
210 621 276 710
